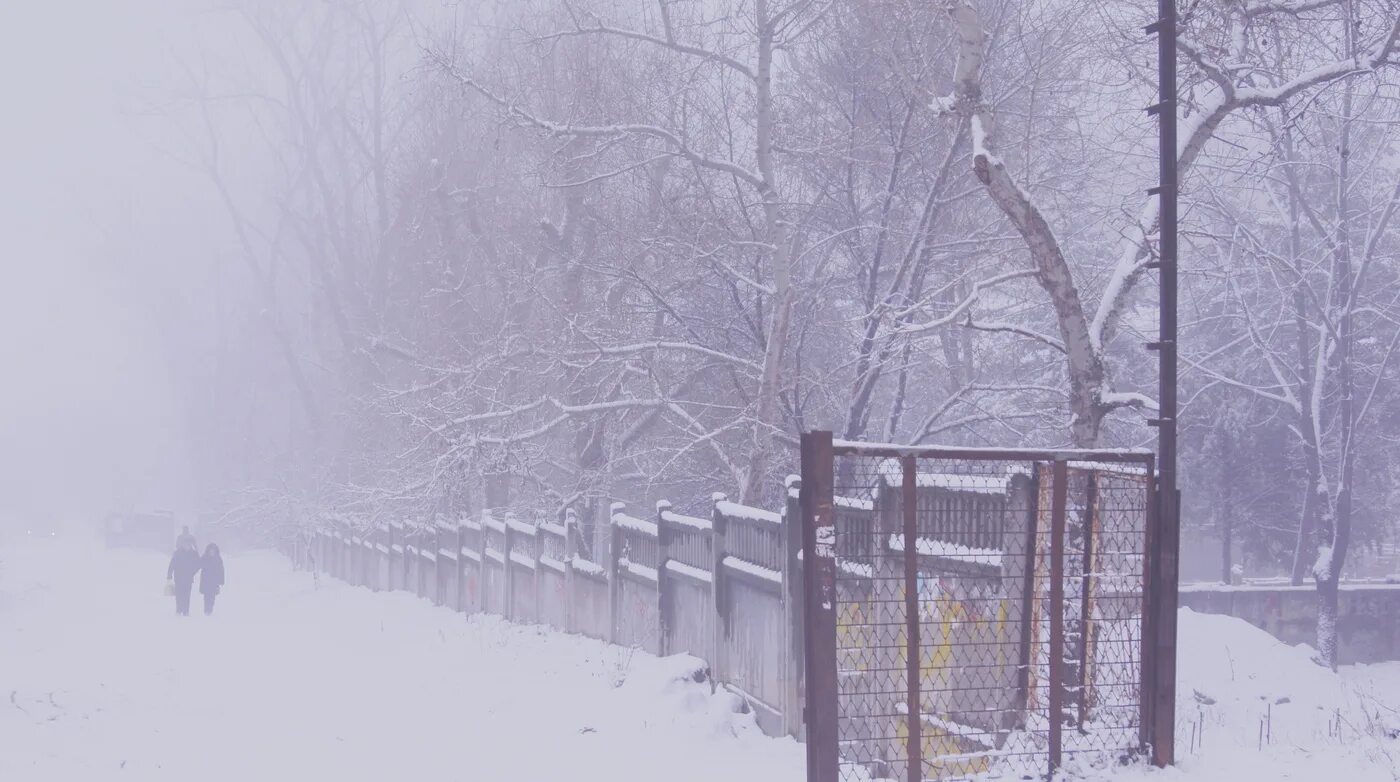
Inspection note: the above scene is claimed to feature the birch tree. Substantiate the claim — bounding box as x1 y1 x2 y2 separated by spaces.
944 0 1400 447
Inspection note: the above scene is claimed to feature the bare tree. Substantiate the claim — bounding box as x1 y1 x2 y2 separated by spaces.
944 0 1400 447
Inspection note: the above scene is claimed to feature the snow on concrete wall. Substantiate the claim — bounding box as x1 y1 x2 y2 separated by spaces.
1179 584 1400 663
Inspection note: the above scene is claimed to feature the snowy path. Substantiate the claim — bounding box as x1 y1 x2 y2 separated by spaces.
6 538 1397 782
0 539 803 782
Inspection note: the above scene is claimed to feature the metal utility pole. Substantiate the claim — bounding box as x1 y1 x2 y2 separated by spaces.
1146 0 1181 767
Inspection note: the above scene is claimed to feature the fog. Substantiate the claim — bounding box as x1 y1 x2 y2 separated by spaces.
0 0 198 523
3 2 1400 780
4 0 1400 586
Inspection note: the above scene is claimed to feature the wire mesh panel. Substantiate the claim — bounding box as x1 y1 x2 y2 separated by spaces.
803 435 1156 782
1071 464 1152 750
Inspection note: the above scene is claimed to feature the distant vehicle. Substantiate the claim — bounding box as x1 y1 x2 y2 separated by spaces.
15 509 62 539
24 518 60 539
105 510 176 552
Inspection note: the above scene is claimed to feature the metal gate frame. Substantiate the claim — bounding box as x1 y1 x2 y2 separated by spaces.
801 431 1179 781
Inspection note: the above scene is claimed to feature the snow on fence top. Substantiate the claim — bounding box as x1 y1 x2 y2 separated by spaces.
658 507 712 532
876 461 1010 495
620 557 659 583
833 438 1153 461
1180 580 1400 593
834 495 874 511
538 554 566 573
665 559 713 584
611 508 659 537
571 558 605 577
714 499 782 526
1065 460 1150 477
887 534 1004 568
838 559 873 579
722 555 783 586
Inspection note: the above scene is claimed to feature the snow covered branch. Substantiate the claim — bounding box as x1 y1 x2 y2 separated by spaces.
535 19 756 81
427 51 765 189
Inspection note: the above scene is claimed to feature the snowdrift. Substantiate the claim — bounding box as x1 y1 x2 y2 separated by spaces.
1097 608 1400 782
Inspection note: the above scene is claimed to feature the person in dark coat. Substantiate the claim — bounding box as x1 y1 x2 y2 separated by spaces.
176 526 197 551
167 539 201 616
199 544 225 616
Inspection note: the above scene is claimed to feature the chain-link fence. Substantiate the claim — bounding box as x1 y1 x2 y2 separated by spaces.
802 434 1168 782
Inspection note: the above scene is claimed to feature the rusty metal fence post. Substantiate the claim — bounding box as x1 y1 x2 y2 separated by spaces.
901 456 922 782
1048 459 1068 775
801 431 838 782
1152 483 1180 766
1141 465 1158 755
1078 472 1099 728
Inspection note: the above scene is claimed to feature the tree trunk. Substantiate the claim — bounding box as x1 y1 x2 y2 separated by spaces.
1279 119 1326 587
949 3 1104 448
1315 72 1358 671
1315 575 1341 670
740 2 793 505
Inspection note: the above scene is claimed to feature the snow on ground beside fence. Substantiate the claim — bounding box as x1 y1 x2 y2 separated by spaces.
0 538 802 782
3 537 1396 782
1103 609 1400 782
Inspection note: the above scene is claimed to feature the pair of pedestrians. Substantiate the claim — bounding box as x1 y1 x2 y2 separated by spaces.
167 530 225 616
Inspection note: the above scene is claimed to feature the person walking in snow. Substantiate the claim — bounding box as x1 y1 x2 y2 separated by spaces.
166 538 201 616
176 526 197 551
199 544 225 616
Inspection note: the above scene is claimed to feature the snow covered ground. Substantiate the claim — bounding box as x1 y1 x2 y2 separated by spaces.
1113 610 1400 782
2 537 1396 781
0 538 801 782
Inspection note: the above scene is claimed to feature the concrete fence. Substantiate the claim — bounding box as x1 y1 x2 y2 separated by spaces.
1179 583 1400 664
295 463 1201 753
300 479 807 737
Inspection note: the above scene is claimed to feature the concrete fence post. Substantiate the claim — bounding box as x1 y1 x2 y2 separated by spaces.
503 512 516 621
783 474 805 737
533 512 544 624
564 507 578 634
457 520 468 612
479 510 491 613
401 523 412 592
656 500 674 656
607 502 624 645
711 493 730 685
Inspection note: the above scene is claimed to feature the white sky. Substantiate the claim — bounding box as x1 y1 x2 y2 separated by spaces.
0 0 205 524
